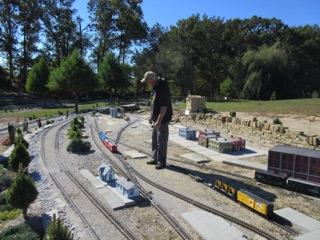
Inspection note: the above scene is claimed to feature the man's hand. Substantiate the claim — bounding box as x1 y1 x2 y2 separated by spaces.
148 118 153 125
153 121 161 129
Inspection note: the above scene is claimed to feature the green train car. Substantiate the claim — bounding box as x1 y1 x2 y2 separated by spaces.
214 180 274 217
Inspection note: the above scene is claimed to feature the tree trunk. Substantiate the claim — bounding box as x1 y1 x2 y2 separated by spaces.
23 208 27 219
74 95 79 113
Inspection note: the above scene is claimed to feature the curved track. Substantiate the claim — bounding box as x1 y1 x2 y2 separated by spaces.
90 116 194 240
40 119 139 240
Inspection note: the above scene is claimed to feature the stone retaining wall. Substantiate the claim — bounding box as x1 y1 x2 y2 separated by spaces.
178 113 320 150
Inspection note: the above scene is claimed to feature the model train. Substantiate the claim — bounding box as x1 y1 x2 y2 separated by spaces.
99 131 118 152
214 180 274 217
255 169 320 196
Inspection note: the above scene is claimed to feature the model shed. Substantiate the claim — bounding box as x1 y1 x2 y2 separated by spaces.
268 145 320 184
97 163 116 183
116 177 140 198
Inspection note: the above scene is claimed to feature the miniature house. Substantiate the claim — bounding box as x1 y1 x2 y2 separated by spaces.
116 177 140 198
97 163 115 183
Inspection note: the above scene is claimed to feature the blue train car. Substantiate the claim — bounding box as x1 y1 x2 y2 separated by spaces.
99 131 107 142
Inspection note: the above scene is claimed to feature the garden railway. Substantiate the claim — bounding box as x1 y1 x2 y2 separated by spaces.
0 108 320 239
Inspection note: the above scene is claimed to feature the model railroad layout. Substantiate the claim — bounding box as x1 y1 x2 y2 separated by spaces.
89 116 290 240
41 119 139 240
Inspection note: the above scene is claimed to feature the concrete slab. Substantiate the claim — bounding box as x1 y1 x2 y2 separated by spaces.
275 208 320 233
181 210 245 240
181 153 210 163
80 169 104 189
123 150 148 159
295 229 320 240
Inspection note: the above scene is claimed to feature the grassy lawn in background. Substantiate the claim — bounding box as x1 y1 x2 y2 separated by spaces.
0 99 319 120
174 98 320 115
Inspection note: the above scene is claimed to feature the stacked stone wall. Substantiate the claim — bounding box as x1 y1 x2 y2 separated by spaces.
178 113 320 150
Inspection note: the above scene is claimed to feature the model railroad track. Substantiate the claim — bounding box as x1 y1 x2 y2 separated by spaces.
90 117 282 240
91 116 194 240
93 118 288 239
41 120 139 240
116 126 299 237
40 120 99 240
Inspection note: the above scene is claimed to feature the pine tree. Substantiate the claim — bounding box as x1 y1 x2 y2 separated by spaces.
9 141 31 171
45 213 74 240
6 164 38 218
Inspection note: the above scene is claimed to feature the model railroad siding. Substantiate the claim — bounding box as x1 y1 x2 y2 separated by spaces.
287 177 320 195
268 145 320 184
237 189 274 216
254 169 287 186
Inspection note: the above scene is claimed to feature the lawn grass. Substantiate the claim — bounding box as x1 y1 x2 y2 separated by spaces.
0 99 319 120
174 98 320 115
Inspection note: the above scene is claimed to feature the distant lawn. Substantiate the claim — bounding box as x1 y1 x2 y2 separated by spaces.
0 101 109 119
1 99 319 120
174 98 320 115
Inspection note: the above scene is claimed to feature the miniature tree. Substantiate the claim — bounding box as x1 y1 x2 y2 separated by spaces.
8 123 15 144
9 141 31 171
23 119 28 132
14 135 29 149
45 213 73 240
36 118 42 128
6 164 38 218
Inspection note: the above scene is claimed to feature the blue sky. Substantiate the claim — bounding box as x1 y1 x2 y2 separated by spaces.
74 0 319 28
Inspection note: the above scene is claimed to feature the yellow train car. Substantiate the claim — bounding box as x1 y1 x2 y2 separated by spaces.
237 189 274 217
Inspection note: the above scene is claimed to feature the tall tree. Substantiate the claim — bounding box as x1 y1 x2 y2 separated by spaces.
112 0 148 64
0 0 19 81
98 52 124 101
240 43 293 100
47 50 102 112
25 57 50 106
6 164 38 218
40 0 77 67
87 0 115 68
16 0 41 85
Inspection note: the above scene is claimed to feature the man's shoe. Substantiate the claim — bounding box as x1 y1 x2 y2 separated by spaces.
147 160 157 165
155 162 166 170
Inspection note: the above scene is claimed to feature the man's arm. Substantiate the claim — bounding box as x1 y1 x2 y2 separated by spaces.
154 106 167 129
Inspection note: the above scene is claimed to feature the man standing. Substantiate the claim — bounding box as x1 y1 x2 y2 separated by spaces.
141 71 173 170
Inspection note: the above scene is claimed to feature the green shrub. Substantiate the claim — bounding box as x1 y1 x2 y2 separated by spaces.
273 118 282 124
229 111 236 117
270 91 277 100
0 223 39 239
67 139 91 153
0 208 21 221
312 90 319 98
14 135 29 149
78 116 84 123
0 175 14 192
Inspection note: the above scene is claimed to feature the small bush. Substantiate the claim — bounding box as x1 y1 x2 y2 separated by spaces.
78 116 85 123
0 223 39 239
270 91 277 100
0 175 14 192
312 90 319 98
0 208 22 221
229 111 236 117
67 139 91 153
16 128 22 135
273 118 282 124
